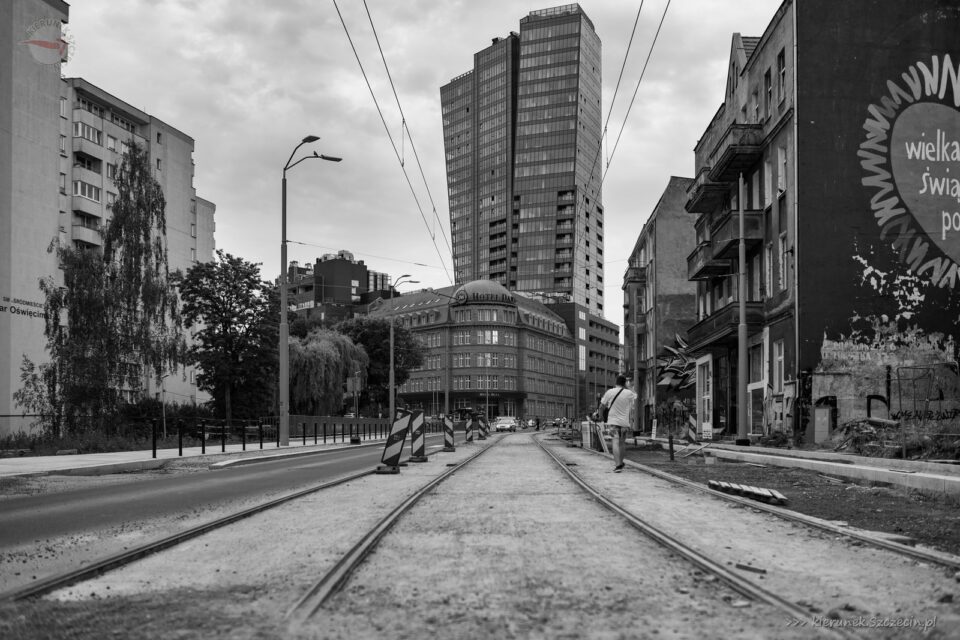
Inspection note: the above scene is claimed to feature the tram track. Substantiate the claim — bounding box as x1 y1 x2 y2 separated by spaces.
283 434 859 637
4 434 952 638
0 467 374 603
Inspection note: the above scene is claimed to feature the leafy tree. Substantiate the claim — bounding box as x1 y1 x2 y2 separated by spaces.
177 250 278 422
289 328 369 415
334 316 424 411
290 313 327 339
32 141 182 432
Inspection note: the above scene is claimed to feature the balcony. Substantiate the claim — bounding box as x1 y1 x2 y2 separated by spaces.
687 241 730 281
632 312 648 334
622 265 646 288
685 167 727 213
686 301 764 353
72 136 102 159
710 208 764 259
71 195 102 217
71 223 102 247
708 122 763 183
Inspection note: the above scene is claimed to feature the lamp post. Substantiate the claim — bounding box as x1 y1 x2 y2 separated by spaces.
280 135 341 446
389 275 419 425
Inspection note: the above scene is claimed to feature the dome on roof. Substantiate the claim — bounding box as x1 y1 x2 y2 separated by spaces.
451 279 516 306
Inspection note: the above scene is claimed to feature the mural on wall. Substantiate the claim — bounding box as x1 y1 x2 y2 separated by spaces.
798 1 960 426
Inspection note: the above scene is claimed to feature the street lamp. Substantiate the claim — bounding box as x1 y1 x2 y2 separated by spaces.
280 135 341 446
389 275 419 425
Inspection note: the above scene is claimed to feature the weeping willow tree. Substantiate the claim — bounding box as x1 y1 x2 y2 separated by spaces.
289 328 369 416
32 141 183 433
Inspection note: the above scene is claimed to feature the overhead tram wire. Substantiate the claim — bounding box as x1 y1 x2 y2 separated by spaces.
362 0 452 260
604 0 672 181
286 240 447 272
566 2 646 313
331 0 453 283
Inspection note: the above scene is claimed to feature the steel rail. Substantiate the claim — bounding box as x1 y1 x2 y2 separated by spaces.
0 468 375 603
286 442 494 624
535 437 857 640
581 445 960 570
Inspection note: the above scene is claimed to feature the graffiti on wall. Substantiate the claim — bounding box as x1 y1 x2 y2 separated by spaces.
859 54 960 289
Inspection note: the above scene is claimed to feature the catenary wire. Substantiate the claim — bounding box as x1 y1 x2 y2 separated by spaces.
362 0 453 259
331 0 453 283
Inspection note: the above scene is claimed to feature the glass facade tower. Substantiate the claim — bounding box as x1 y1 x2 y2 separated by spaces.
441 4 604 314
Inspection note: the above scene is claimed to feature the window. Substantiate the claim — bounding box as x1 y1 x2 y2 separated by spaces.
156 132 162 144
778 233 787 291
777 146 787 194
765 243 773 296
106 192 116 208
59 135 66 154
777 49 786 102
59 97 67 118
190 248 196 262
190 223 196 238
156 158 161 171
107 135 117 151
72 121 102 145
106 163 117 180
773 340 784 393
764 69 772 119
59 173 66 194
73 180 101 202
763 159 772 207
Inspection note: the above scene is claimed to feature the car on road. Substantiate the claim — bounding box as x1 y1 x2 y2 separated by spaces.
493 416 518 432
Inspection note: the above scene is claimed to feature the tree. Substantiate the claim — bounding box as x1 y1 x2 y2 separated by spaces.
32 141 182 432
334 316 424 410
177 250 277 422
289 328 369 415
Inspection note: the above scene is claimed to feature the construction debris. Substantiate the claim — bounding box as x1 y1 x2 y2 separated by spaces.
708 480 788 505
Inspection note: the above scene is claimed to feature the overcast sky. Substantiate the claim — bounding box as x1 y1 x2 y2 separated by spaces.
63 0 778 330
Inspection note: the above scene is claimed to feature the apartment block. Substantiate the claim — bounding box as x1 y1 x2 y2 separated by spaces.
440 4 605 316
1 0 216 434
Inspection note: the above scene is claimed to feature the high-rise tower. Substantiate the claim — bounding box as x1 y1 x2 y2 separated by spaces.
441 4 604 314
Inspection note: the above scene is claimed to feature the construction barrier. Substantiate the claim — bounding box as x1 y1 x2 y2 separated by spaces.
442 416 456 452
376 409 413 474
465 416 475 443
477 416 488 440
408 410 428 463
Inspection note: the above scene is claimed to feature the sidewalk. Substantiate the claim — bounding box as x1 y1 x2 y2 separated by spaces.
0 435 387 478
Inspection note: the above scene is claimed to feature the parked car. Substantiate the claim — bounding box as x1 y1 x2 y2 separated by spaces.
493 416 518 432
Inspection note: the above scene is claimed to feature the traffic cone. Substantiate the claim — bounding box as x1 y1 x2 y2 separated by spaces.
409 410 428 462
376 409 413 473
442 416 456 452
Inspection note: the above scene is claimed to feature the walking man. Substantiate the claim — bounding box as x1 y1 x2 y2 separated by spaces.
599 374 638 472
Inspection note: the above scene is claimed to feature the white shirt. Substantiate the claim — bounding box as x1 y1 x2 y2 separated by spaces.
599 385 637 428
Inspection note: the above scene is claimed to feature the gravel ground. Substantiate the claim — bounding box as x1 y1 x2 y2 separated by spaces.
619 444 960 557
2 435 958 639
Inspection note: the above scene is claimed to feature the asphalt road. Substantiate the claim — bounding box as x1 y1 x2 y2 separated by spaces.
0 436 444 547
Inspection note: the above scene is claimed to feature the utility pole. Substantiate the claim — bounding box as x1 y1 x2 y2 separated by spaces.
736 172 750 446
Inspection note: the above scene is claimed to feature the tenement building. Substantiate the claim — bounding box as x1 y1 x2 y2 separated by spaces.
287 250 392 327
685 0 960 443
366 280 575 421
1 0 216 434
440 4 604 316
622 177 697 433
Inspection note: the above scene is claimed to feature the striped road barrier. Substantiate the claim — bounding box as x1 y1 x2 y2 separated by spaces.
376 409 413 474
442 416 456 452
409 411 428 463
